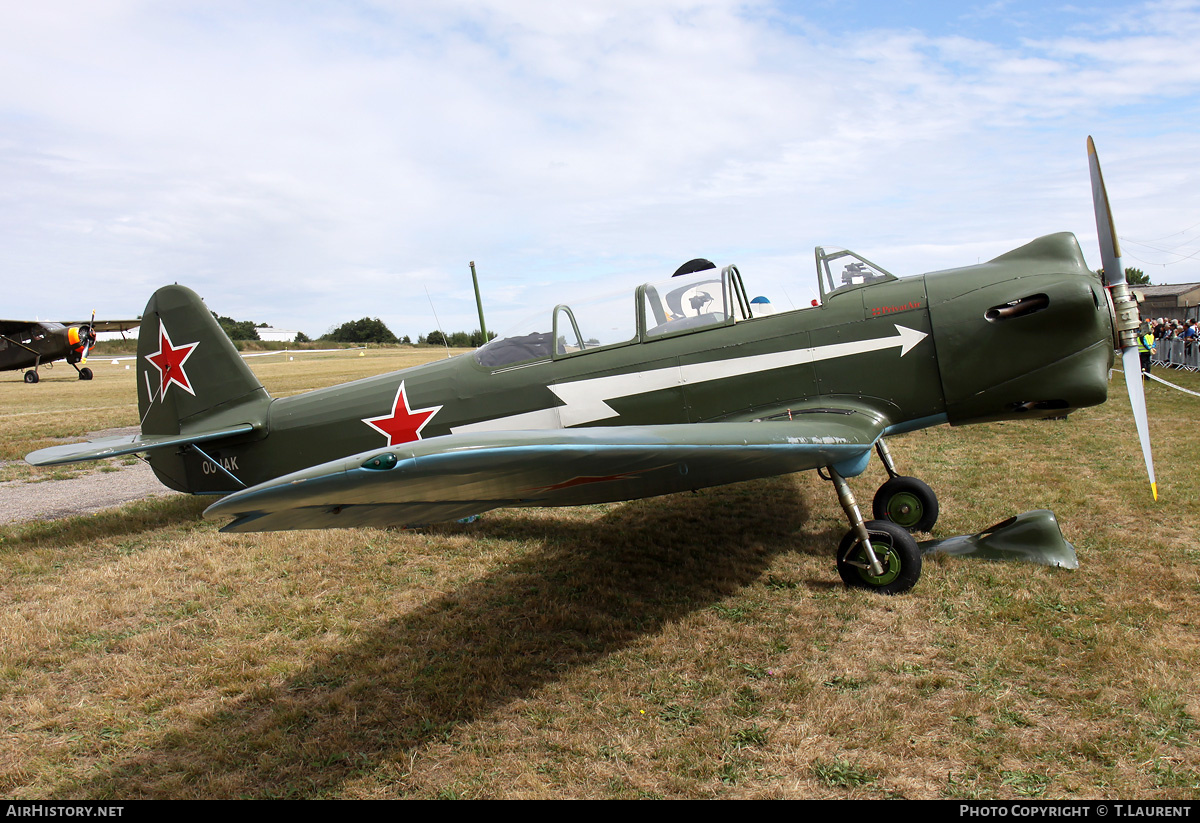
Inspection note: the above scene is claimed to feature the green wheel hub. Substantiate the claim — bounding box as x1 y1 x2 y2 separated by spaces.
836 519 922 594
872 476 939 533
850 542 902 587
884 491 924 530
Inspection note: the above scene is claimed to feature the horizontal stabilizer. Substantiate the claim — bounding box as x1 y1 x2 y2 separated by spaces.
25 424 256 466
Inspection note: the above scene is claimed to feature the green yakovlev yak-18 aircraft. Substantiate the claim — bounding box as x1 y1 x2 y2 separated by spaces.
27 139 1156 594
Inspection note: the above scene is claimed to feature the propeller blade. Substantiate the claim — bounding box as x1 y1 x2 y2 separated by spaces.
81 309 98 362
1088 136 1157 500
1088 136 1124 287
1121 347 1158 500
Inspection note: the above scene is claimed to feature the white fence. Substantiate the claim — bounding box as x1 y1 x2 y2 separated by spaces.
1153 338 1200 372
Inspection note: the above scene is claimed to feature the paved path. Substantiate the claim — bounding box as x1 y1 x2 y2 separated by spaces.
0 430 182 525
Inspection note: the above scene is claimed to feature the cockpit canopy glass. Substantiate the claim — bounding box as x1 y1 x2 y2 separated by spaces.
815 247 896 300
554 292 637 356
642 272 737 338
474 266 753 369
472 314 554 368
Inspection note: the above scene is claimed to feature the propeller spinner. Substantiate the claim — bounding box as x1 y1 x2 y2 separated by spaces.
1088 136 1157 501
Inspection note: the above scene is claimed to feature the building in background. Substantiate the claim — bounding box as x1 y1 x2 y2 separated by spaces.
256 327 302 342
1136 283 1200 322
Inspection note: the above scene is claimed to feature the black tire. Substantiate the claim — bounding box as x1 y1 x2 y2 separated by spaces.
79 367 93 380
24 371 38 384
872 475 938 532
837 519 922 594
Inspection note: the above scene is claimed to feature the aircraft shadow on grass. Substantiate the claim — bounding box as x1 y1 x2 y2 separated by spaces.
62 479 817 798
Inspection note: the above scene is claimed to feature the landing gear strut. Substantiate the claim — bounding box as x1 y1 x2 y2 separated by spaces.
23 352 43 384
825 466 922 594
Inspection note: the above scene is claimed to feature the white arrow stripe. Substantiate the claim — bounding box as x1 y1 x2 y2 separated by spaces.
453 324 927 433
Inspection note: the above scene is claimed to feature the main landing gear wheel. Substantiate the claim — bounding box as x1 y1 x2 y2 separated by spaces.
873 475 938 533
837 519 922 594
23 371 38 384
78 367 93 380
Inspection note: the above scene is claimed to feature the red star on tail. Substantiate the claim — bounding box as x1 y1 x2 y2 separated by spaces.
145 321 199 400
362 381 442 445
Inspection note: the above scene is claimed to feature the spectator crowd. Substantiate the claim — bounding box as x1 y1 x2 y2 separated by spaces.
1147 316 1200 371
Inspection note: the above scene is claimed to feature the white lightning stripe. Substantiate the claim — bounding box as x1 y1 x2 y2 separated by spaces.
453 324 927 434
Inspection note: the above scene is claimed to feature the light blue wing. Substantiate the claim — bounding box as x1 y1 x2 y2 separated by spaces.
204 410 888 533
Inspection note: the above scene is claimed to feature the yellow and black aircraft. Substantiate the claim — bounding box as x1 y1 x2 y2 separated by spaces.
1 315 140 383
26 139 1154 594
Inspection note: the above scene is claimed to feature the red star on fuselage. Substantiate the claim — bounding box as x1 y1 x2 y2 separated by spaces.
362 381 442 445
145 321 200 400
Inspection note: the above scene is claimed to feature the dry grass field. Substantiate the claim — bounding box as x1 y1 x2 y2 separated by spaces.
0 348 1197 799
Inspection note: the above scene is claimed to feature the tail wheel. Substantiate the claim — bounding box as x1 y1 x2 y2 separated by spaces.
872 475 938 532
837 519 922 594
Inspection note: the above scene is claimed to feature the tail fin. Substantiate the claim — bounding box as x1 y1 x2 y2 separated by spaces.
27 285 270 493
137 285 270 436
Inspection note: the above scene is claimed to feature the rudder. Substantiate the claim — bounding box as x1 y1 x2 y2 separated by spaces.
137 285 271 492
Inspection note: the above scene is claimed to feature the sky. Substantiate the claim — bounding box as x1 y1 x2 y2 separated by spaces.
3 0 1199 339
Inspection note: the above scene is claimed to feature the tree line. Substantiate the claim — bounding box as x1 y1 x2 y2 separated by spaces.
1098 267 1150 285
322 317 494 346
212 311 493 347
